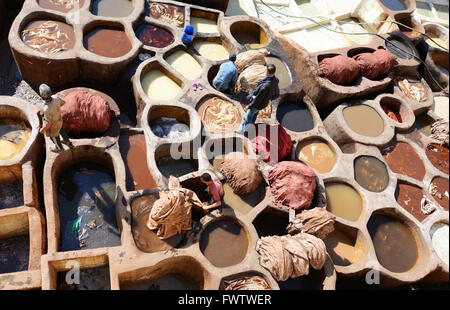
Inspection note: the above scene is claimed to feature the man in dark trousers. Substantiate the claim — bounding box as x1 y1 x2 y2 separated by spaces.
239 64 279 133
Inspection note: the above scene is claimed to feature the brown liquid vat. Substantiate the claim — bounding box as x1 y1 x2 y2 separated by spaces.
230 20 269 48
426 144 449 175
382 142 426 181
130 193 184 253
324 223 365 267
196 95 242 135
118 256 207 290
430 177 449 211
296 137 338 175
199 217 250 268
376 95 416 130
395 182 429 222
37 0 87 13
84 26 132 58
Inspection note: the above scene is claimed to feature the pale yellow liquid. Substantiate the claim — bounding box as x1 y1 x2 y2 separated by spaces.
0 131 31 161
343 105 384 137
326 183 363 221
324 230 364 266
166 50 203 81
190 17 218 34
298 140 337 174
141 70 182 101
432 96 449 118
194 41 229 61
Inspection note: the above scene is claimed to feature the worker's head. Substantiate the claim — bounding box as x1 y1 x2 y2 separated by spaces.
200 172 212 185
266 64 276 77
229 53 237 62
39 84 52 103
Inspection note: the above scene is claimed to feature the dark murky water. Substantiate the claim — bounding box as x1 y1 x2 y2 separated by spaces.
121 274 199 290
0 235 29 274
57 267 111 290
58 162 121 252
354 156 389 192
135 24 174 48
156 156 198 178
276 101 314 132
0 180 23 210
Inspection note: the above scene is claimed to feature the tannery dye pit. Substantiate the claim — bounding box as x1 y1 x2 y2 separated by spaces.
1 0 449 292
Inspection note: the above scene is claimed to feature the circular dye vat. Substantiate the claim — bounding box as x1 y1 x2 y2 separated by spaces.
265 56 291 89
426 144 449 175
135 24 174 48
325 183 363 222
396 78 427 102
200 220 249 267
230 21 268 49
395 184 427 222
430 223 449 266
0 118 31 161
141 70 182 101
368 214 419 273
323 230 364 266
381 103 403 123
430 177 449 211
92 0 134 17
276 101 314 133
379 0 407 10
156 156 198 178
297 140 337 174
197 97 241 133
383 142 426 181
343 105 384 137
58 162 121 252
193 40 229 62
84 27 132 58
22 20 75 54
166 50 202 80
223 183 264 215
385 39 413 59
354 156 389 192
38 0 85 13
432 96 449 119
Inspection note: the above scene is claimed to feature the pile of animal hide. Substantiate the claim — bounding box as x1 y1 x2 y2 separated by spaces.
220 152 262 195
224 276 272 290
234 49 268 94
286 207 336 239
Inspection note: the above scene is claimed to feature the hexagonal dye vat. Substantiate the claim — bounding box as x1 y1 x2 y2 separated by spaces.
297 139 337 174
193 39 230 62
58 162 121 252
367 213 419 273
131 194 184 253
382 142 426 181
165 50 203 81
430 222 449 266
0 118 30 161
276 100 314 133
135 24 174 48
395 183 428 222
354 156 389 193
265 56 291 89
84 26 132 58
38 0 85 13
119 134 157 192
146 1 185 27
223 183 265 215
149 106 190 139
0 180 23 210
430 177 449 211
197 97 241 134
426 144 449 175
323 225 364 267
325 182 363 222
155 145 198 178
190 9 219 34
0 235 29 274
92 0 134 17
21 20 75 54
121 274 199 290
230 21 269 48
395 78 428 103
343 105 384 137
141 68 183 101
253 208 289 238
200 219 249 267
57 267 111 290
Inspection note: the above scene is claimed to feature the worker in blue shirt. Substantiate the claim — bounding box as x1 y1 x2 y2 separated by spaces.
212 53 238 94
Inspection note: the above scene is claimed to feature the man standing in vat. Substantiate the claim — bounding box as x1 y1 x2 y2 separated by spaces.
239 64 279 133
39 84 74 152
200 171 224 212
212 53 238 94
